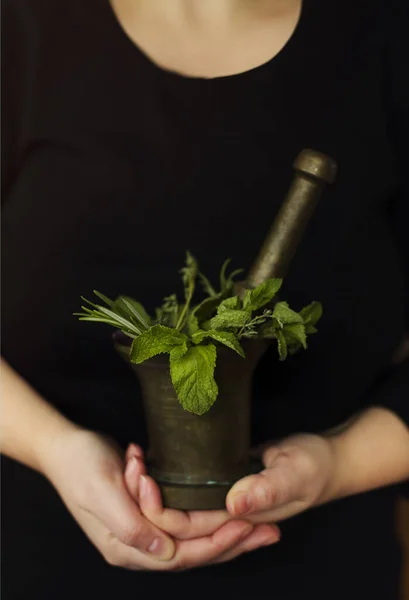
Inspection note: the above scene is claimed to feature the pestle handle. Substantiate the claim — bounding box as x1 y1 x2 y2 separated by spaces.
242 149 337 292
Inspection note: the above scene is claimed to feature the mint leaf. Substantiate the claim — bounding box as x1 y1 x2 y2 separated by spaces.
258 319 280 338
275 329 288 361
157 294 180 327
130 325 188 364
208 309 250 330
191 329 245 358
170 344 218 415
187 311 200 335
218 296 241 311
300 301 323 333
170 343 190 360
192 294 223 323
243 279 282 312
283 322 307 350
273 302 303 327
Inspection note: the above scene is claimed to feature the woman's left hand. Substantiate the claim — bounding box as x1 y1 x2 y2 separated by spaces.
225 434 337 522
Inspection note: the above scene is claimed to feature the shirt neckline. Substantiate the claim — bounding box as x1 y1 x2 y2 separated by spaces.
102 0 311 86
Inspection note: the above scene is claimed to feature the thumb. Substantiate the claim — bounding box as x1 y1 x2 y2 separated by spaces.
226 459 293 516
94 460 175 561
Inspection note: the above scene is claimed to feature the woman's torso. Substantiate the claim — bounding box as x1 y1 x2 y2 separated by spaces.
1 0 406 597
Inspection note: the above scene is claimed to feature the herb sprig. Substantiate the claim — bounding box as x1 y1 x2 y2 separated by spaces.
76 253 322 415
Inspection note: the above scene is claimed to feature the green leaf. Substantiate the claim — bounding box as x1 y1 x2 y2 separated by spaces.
219 258 232 291
130 325 188 364
157 294 179 327
283 323 307 350
198 272 217 297
273 301 303 327
187 312 200 335
191 329 245 358
170 344 218 415
275 329 288 361
244 279 282 312
114 296 151 330
81 300 143 335
191 290 227 323
176 252 199 330
93 290 115 308
300 301 323 333
219 259 244 293
218 296 241 312
243 289 253 311
208 309 251 330
169 343 190 360
180 251 198 301
257 319 280 339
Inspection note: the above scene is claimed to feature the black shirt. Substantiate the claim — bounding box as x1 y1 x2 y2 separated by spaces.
1 1 408 599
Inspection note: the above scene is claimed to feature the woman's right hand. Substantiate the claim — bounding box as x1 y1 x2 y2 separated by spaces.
42 427 279 571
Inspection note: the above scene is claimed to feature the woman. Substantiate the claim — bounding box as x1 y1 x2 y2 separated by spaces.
1 0 408 598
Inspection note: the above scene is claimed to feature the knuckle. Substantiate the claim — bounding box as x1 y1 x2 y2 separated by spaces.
119 522 144 547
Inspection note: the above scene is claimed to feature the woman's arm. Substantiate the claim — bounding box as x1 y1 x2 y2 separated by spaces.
0 358 78 472
225 406 409 520
327 406 409 501
1 358 279 567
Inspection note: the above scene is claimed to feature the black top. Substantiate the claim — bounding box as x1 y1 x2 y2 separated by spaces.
1 1 408 599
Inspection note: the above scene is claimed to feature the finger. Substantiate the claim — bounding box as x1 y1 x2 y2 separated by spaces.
226 462 296 516
169 520 254 569
250 442 281 460
124 456 146 500
262 445 283 468
103 519 254 571
139 475 233 539
91 475 175 561
210 523 280 564
125 443 144 462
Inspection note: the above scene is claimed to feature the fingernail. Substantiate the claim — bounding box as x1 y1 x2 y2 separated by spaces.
132 444 144 458
125 456 137 477
148 537 165 557
139 475 148 499
261 535 280 546
232 494 253 515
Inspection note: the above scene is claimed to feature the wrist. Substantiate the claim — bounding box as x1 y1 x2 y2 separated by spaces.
34 413 83 477
320 434 349 503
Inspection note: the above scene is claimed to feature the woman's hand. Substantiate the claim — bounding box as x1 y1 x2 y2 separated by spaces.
225 434 336 522
124 445 280 566
226 409 409 522
42 429 280 571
